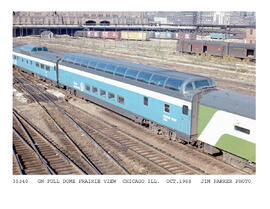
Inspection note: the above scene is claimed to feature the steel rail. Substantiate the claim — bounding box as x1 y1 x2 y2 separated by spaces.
13 109 88 175
12 146 24 175
17 77 130 174
13 127 53 174
15 77 103 174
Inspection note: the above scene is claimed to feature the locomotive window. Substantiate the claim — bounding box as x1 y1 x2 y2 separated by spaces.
115 67 127 77
46 66 50 71
164 104 170 113
234 126 250 135
96 63 106 72
194 80 209 88
137 72 152 83
182 105 188 115
144 97 148 106
150 74 167 87
105 65 116 74
100 89 106 98
92 86 98 95
108 92 115 101
165 78 183 91
117 96 125 104
125 69 139 80
85 84 90 91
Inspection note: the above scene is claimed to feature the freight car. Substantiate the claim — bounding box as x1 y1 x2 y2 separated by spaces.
12 44 256 171
177 39 256 61
100 31 121 40
74 30 100 38
153 31 173 39
120 31 150 41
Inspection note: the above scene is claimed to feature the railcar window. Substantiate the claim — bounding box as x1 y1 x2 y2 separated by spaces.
46 66 50 71
165 78 183 91
100 89 106 98
150 74 167 87
137 72 152 83
30 61 32 65
194 80 209 88
105 65 116 74
37 47 42 51
234 126 250 135
41 64 44 69
26 60 28 64
81 59 89 68
125 69 139 80
13 55 16 59
164 104 170 113
117 96 125 104
96 63 106 72
88 61 97 69
85 84 90 91
108 92 115 101
43 47 48 51
185 82 194 92
36 63 39 67
182 105 188 115
92 86 98 95
144 97 148 106
22 58 24 62
115 67 127 77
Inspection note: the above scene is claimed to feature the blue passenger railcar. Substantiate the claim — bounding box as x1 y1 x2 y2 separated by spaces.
58 53 215 140
13 44 60 82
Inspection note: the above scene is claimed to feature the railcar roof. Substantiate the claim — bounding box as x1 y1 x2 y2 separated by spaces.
200 90 255 119
63 52 208 81
13 44 62 63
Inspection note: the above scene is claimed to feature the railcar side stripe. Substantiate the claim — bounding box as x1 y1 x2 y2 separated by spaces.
59 64 191 108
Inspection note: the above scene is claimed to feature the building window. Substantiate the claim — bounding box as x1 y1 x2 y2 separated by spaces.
92 86 98 95
85 84 90 91
117 96 125 104
108 92 115 101
100 89 106 98
234 125 250 135
164 104 170 113
144 97 148 106
250 29 253 35
182 105 188 115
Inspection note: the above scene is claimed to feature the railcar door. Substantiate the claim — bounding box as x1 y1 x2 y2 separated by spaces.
190 93 200 140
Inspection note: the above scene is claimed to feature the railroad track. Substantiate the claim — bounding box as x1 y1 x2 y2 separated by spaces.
13 70 249 174
14 74 205 175
14 76 129 175
13 110 87 175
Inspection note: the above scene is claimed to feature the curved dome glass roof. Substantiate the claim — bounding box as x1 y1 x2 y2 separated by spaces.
61 53 215 92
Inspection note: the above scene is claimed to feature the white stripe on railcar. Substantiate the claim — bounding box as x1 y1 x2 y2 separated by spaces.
12 50 191 108
13 52 55 66
59 64 191 108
